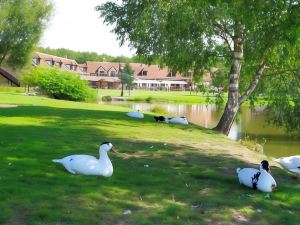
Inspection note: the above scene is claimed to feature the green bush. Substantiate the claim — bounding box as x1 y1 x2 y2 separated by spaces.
150 105 168 115
21 66 97 102
101 95 112 102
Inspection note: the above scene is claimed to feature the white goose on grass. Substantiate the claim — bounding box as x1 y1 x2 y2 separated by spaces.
274 155 300 175
154 116 189 125
52 142 117 177
127 110 144 118
236 160 277 192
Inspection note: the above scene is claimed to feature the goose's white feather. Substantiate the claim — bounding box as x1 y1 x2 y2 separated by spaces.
167 117 189 125
236 164 277 192
274 155 300 170
52 143 114 177
127 111 144 118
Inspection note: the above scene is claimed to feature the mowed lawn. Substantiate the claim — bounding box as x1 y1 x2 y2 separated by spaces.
98 89 211 103
0 92 299 225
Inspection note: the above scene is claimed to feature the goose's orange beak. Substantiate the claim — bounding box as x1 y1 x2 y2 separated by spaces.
111 146 118 153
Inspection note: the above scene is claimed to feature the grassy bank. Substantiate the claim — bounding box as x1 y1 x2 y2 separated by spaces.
0 92 299 225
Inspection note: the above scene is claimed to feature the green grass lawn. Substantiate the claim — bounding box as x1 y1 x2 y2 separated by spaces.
0 92 299 225
98 89 214 103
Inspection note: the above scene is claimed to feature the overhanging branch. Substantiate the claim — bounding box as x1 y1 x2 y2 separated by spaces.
239 62 266 105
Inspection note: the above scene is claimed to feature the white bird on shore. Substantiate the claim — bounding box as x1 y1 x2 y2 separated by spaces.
154 116 189 125
127 110 144 118
274 155 300 175
52 142 117 177
236 160 277 192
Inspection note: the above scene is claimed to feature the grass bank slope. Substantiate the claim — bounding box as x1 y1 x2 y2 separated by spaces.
0 92 299 225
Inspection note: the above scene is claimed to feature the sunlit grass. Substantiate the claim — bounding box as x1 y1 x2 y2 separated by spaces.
0 92 299 225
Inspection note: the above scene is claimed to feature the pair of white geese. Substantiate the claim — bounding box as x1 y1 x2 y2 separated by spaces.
127 110 189 125
52 142 299 193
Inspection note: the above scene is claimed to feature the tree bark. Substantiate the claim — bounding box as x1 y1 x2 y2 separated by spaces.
214 25 243 135
239 63 266 105
121 83 124 97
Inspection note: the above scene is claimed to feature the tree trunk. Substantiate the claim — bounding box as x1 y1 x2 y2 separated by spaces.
121 83 124 97
214 26 243 135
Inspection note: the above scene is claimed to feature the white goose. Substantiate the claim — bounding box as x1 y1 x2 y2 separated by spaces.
236 160 277 192
127 110 144 118
154 116 189 125
168 116 189 125
52 142 117 177
274 155 300 175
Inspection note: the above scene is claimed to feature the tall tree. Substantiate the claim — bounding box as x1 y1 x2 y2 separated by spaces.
120 63 134 97
97 0 300 135
0 0 52 68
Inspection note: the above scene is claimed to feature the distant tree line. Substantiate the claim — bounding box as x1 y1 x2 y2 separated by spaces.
37 47 154 65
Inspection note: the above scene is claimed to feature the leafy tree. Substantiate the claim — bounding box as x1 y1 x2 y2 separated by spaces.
21 66 97 102
120 63 134 96
0 0 52 68
97 0 300 135
37 47 134 64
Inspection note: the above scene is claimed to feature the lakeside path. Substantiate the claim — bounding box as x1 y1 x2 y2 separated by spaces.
0 92 299 225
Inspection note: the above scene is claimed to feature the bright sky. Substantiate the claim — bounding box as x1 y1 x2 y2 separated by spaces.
40 0 135 57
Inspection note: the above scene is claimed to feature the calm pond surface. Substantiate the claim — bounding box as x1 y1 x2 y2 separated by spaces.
107 102 300 158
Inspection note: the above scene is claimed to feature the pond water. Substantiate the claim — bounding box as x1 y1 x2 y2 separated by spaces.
107 102 300 158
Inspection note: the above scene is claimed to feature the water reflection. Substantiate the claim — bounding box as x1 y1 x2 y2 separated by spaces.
108 102 300 157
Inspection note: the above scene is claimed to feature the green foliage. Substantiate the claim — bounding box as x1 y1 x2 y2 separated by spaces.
101 95 112 102
37 47 135 64
97 0 300 133
21 66 97 102
150 105 168 115
120 63 134 85
0 0 52 68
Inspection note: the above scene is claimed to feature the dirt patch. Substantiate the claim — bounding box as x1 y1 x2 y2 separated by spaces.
0 104 18 108
232 210 250 225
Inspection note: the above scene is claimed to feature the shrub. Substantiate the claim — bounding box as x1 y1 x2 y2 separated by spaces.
21 66 97 102
150 106 168 115
101 95 112 102
145 96 153 103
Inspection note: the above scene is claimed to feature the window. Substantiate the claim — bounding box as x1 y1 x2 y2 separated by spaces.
46 60 53 66
138 70 148 76
80 67 87 72
99 70 105 76
110 71 116 77
65 64 71 70
32 58 40 65
54 62 62 67
167 71 176 77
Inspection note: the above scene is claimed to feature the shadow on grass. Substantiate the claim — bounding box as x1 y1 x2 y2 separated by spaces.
0 106 300 225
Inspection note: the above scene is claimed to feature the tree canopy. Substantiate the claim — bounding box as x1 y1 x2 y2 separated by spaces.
0 0 52 68
97 0 300 135
120 63 134 96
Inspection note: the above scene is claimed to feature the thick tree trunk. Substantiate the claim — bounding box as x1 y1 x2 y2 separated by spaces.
214 28 243 135
121 83 124 97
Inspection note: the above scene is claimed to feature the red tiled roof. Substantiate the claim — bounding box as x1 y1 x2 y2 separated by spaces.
130 63 187 79
34 52 78 65
86 61 120 74
80 75 120 82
